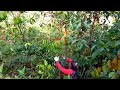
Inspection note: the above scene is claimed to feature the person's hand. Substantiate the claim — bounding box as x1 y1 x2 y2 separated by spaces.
54 56 59 62
63 56 66 59
62 55 66 60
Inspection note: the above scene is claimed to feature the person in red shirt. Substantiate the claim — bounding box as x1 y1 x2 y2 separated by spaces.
54 56 78 79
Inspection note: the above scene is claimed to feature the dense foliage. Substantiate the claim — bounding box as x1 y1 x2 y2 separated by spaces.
0 11 120 79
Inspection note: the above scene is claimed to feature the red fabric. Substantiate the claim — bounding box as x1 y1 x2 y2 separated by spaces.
67 58 73 63
55 61 74 75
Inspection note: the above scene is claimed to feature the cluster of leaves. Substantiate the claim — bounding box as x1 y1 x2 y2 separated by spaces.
53 11 120 78
0 11 120 79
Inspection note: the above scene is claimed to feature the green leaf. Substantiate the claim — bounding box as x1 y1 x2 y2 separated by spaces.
81 40 89 47
91 44 97 52
0 12 7 21
81 39 87 43
92 48 104 58
72 39 78 44
25 43 31 49
30 18 35 24
13 16 22 25
63 75 71 79
63 11 68 15
109 72 115 78
75 23 81 30
39 65 45 70
38 70 43 74
0 51 2 57
18 67 25 76
99 40 105 48
79 44 83 50
0 63 4 74
68 75 71 79
115 40 120 46
47 65 52 70
44 60 48 66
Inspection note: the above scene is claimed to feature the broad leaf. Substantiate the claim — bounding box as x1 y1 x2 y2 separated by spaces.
109 72 115 78
91 44 97 52
13 16 22 25
79 44 83 51
44 60 48 66
47 65 52 70
115 40 120 46
92 48 104 58
72 39 78 44
18 67 25 76
38 70 43 74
